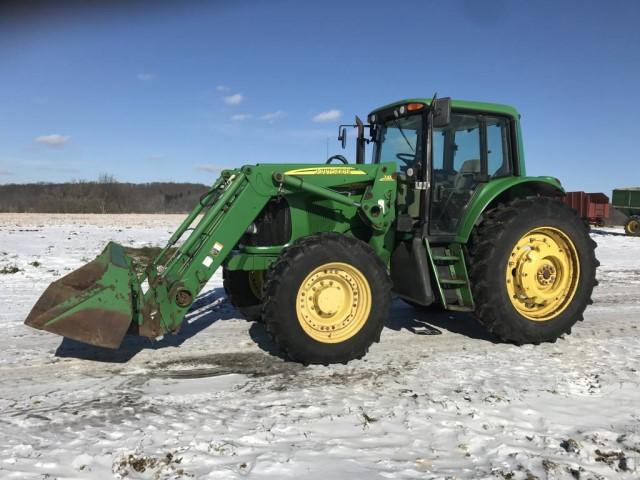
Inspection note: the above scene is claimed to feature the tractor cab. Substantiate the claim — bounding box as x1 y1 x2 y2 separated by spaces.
361 98 521 239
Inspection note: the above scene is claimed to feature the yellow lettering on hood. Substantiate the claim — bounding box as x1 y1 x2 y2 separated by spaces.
284 167 367 176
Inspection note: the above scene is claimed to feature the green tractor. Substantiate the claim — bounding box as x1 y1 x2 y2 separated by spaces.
25 97 598 365
612 188 640 236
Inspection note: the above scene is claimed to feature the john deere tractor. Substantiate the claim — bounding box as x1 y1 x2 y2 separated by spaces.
25 97 598 364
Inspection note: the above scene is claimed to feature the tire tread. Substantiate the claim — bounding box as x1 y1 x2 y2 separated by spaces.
262 233 391 364
468 196 598 344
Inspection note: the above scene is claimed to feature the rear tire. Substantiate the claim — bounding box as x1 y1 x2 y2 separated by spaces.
262 233 391 365
625 216 640 236
468 197 598 344
222 268 264 322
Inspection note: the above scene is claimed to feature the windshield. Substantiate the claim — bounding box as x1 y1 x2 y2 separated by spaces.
375 114 423 173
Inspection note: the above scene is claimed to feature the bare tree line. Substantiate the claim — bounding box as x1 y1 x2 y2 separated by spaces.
0 175 210 213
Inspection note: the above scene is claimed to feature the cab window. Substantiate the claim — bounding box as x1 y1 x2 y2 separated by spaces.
486 116 511 177
377 114 422 173
452 119 481 172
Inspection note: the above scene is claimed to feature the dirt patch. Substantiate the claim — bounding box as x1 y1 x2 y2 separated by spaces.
595 449 629 471
560 438 581 454
153 351 303 379
113 451 190 477
0 265 20 274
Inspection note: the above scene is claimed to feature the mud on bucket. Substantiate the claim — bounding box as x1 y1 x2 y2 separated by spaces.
24 242 136 349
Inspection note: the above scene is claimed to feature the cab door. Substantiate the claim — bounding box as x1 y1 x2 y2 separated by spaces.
429 113 512 236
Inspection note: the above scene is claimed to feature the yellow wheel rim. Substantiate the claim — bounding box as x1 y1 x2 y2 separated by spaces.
506 227 580 321
247 270 264 299
296 262 372 343
626 219 640 235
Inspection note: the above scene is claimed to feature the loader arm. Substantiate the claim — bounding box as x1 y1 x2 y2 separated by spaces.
136 169 273 338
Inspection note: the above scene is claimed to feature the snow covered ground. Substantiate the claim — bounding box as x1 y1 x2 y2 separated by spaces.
0 213 639 480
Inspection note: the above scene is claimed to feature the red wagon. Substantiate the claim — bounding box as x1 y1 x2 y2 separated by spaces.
563 191 610 227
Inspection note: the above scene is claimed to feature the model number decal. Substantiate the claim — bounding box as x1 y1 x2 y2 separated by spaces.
284 167 367 176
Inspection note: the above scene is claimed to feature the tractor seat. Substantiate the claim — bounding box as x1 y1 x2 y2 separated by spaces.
453 159 480 190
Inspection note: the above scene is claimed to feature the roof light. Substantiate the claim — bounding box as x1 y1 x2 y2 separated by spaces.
407 103 425 111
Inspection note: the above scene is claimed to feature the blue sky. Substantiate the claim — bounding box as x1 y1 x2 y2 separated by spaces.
1 0 638 195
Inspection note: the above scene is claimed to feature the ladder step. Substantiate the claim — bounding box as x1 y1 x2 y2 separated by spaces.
447 304 474 312
432 255 460 263
425 239 475 311
440 278 467 287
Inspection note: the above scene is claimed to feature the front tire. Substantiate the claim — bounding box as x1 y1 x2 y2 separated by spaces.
222 268 264 322
262 233 391 365
468 197 598 344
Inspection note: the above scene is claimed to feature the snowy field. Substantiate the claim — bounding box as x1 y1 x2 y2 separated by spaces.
0 213 639 480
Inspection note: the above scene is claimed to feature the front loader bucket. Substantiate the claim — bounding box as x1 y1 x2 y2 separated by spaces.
25 242 137 349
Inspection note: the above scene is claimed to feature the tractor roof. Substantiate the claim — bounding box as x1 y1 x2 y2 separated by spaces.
369 98 520 119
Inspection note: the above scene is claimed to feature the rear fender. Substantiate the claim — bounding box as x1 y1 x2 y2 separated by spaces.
456 177 564 243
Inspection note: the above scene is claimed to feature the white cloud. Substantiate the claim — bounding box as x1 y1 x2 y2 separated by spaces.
137 73 155 81
35 134 71 146
195 164 226 173
312 109 341 122
231 113 252 121
146 154 165 161
223 93 244 105
260 110 286 123
0 169 12 175
216 85 230 92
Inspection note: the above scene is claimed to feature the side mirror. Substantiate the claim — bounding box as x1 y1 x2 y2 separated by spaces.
338 127 347 149
432 97 451 128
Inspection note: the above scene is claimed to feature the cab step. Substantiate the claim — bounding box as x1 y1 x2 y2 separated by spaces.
432 255 460 263
425 240 474 311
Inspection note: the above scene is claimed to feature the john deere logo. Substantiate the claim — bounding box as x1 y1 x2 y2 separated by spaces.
284 167 367 176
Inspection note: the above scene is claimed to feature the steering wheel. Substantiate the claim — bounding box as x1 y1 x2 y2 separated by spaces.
396 153 415 164
326 155 349 165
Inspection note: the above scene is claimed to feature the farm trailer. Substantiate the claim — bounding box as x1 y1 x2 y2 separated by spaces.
562 191 610 227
